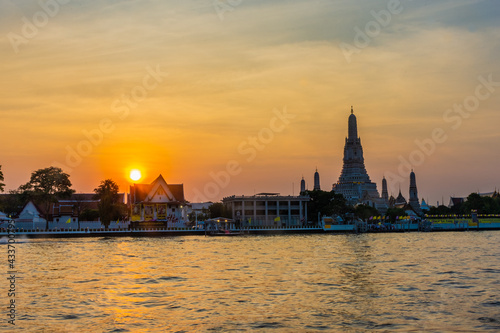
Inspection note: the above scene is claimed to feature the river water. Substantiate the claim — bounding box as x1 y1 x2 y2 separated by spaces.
3 231 500 332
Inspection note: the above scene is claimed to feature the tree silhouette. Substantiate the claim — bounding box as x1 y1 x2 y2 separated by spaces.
18 166 74 229
94 179 123 230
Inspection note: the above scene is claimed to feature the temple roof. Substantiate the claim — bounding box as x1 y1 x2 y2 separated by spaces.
348 107 358 141
395 190 407 205
130 174 185 204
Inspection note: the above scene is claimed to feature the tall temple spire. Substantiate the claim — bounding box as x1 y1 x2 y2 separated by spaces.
409 170 421 214
300 176 306 193
333 107 383 211
314 168 320 190
382 176 388 201
409 170 417 200
348 106 358 141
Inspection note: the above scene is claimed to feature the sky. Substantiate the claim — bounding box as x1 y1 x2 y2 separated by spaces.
0 0 499 205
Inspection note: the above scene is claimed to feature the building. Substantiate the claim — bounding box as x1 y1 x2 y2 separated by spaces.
448 197 465 208
381 177 388 201
186 202 212 222
129 174 186 224
394 189 407 208
300 177 306 193
14 193 126 229
409 170 422 215
314 168 321 190
332 107 387 212
51 193 103 224
222 193 309 227
420 199 430 212
448 191 499 209
15 201 46 229
384 171 424 217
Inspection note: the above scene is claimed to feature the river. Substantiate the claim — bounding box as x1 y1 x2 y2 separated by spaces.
3 231 500 332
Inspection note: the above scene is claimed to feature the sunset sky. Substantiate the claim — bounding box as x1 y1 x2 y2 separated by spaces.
1 0 499 205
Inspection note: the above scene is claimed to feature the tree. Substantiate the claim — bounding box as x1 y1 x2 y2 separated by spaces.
71 193 94 229
428 204 451 216
353 204 379 221
385 207 407 222
462 193 484 213
303 190 351 224
18 166 74 229
79 208 100 222
94 179 123 230
208 202 231 218
0 165 5 192
0 191 24 217
460 193 500 214
188 210 209 223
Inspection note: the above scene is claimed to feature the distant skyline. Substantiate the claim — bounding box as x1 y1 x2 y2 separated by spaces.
1 0 499 205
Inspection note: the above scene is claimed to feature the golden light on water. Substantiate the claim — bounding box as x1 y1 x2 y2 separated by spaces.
130 169 142 182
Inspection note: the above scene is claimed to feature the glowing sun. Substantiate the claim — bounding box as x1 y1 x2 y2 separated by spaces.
130 169 142 181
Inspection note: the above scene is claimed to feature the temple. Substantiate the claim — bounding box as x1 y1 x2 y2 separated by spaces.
332 107 387 212
129 175 186 224
313 168 321 190
381 177 389 201
409 170 422 215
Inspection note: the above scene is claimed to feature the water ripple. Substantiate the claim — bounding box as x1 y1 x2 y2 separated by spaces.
14 232 500 332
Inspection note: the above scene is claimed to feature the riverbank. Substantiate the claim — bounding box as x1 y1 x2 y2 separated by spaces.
1 222 500 239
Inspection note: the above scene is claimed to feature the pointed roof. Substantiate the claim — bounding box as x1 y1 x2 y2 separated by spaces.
348 106 358 141
18 200 47 218
395 190 407 205
421 198 430 211
130 174 185 204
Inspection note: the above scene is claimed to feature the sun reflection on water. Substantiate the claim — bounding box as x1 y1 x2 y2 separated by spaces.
14 232 500 332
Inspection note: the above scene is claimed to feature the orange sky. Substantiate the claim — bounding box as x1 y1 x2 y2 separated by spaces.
1 0 499 205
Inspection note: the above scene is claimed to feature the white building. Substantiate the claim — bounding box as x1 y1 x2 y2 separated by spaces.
15 201 46 229
222 193 309 227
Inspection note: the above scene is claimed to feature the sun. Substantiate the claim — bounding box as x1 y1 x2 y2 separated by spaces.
130 169 142 182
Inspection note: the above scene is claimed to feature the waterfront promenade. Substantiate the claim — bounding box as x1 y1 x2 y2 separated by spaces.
1 219 500 239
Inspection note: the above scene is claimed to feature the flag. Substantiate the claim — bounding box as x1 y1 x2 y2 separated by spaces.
274 217 280 222
248 218 251 224
66 218 72 224
369 216 373 220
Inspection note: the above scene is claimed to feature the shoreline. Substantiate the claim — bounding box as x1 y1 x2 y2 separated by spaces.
1 224 499 239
